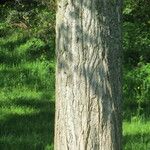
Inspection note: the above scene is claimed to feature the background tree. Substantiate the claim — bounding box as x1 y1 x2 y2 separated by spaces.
55 0 122 149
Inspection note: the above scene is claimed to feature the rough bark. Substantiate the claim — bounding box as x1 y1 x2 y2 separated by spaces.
55 0 122 149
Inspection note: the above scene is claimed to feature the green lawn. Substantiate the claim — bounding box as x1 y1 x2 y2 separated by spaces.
0 86 150 150
0 25 55 149
123 120 150 150
0 66 54 150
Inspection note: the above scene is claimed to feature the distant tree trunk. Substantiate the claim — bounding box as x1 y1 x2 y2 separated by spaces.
55 0 122 149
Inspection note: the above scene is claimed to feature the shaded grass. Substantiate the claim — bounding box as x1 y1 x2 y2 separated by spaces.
0 97 55 150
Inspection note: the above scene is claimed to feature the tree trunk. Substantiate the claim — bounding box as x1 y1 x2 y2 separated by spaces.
55 0 122 149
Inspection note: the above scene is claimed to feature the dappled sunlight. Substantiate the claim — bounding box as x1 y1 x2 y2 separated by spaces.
0 105 40 119
0 87 42 102
0 0 55 149
15 37 45 55
0 99 55 148
0 32 25 46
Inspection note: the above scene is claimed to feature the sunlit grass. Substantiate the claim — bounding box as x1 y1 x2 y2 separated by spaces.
0 87 42 102
123 120 150 135
15 37 45 55
123 120 150 150
0 105 40 115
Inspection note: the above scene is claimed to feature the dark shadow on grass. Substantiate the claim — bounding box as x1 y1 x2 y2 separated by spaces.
0 99 55 150
0 51 22 66
123 133 150 150
123 104 150 121
0 41 55 66
1 35 28 49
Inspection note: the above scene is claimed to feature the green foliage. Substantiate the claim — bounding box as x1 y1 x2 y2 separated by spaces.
123 0 150 120
124 62 150 107
123 0 150 66
123 65 150 121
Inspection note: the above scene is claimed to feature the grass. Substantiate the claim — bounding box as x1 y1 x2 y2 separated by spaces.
0 62 55 149
123 120 150 150
0 17 55 149
0 99 55 149
0 57 55 149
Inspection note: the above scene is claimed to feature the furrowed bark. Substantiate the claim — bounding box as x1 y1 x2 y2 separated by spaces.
55 0 122 149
